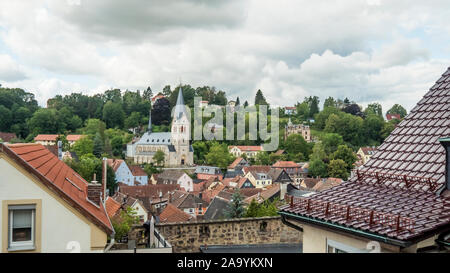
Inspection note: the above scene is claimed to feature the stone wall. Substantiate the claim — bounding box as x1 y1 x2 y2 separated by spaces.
156 216 302 253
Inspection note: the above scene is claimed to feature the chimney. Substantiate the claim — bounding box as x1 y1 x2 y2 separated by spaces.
102 158 107 203
439 138 450 190
57 141 62 160
87 173 102 206
169 191 173 203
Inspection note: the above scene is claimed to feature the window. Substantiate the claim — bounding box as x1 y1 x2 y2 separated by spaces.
8 205 36 251
326 239 369 253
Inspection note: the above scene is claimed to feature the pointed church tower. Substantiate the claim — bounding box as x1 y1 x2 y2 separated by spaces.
171 86 191 165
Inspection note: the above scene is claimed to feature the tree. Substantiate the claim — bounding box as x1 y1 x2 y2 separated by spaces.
323 97 337 108
244 199 259 217
387 104 407 118
81 119 106 138
328 159 349 180
151 97 171 126
313 106 341 130
255 152 271 165
0 105 12 131
236 97 240 106
111 207 139 241
309 159 328 178
93 133 104 158
124 112 141 129
225 188 246 218
254 89 268 106
330 145 357 171
362 114 385 144
94 164 116 195
243 101 249 107
111 136 123 157
102 101 125 128
306 96 320 118
205 143 234 169
153 150 165 166
284 134 311 160
72 136 94 157
28 108 61 134
365 103 383 117
310 142 327 162
143 86 153 101
321 133 343 155
342 103 364 117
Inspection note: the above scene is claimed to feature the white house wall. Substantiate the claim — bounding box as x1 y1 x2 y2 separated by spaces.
0 158 96 253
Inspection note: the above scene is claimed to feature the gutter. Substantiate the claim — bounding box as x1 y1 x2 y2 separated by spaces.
280 214 303 232
279 211 412 248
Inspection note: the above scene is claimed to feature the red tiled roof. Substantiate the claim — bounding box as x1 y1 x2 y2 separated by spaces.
151 94 165 102
159 203 193 223
119 184 180 199
272 161 300 168
386 113 401 121
1 143 113 234
228 145 262 151
281 67 450 243
359 146 377 156
66 135 85 142
105 197 121 218
129 165 147 177
242 165 271 175
244 184 280 204
0 132 17 142
274 149 285 156
107 159 125 172
34 134 58 141
228 157 244 169
285 106 296 110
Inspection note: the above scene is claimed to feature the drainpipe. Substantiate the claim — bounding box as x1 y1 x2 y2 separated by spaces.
280 214 303 232
104 233 116 252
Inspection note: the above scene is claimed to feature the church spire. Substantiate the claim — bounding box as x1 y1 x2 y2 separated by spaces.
174 85 187 120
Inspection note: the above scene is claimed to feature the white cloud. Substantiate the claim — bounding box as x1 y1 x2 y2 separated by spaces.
0 54 27 82
0 0 449 111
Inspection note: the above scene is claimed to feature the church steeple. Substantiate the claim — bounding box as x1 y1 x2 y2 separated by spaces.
174 85 187 120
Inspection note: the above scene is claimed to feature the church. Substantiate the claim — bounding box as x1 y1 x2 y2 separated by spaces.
126 87 194 167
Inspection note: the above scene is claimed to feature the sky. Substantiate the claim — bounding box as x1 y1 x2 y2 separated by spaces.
0 0 449 114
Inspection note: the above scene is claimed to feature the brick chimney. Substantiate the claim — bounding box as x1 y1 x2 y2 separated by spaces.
87 173 102 206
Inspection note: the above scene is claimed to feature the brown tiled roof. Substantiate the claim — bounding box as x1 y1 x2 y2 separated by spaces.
301 178 321 189
311 178 343 192
228 157 244 169
34 134 58 141
1 143 113 234
274 149 285 156
228 145 262 151
66 135 85 142
386 113 401 121
118 184 180 199
0 132 17 142
107 159 125 172
244 184 280 204
105 197 121 218
281 67 450 244
129 165 147 177
242 165 271 175
272 161 300 168
359 146 377 156
159 203 193 223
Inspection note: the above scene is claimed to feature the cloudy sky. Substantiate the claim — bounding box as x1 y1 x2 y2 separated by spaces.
0 0 449 113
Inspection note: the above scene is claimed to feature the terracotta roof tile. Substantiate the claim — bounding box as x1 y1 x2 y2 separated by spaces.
129 165 147 177
2 143 113 234
159 203 193 223
105 197 121 218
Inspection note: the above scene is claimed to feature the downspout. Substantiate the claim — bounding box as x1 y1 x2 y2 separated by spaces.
104 234 116 252
280 214 303 232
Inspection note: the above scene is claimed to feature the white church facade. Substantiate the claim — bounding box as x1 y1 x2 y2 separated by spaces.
126 88 194 167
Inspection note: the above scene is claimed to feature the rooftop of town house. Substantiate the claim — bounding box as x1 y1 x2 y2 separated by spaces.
280 67 450 245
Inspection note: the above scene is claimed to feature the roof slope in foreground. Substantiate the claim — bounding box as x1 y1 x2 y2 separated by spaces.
280 67 450 244
1 143 113 234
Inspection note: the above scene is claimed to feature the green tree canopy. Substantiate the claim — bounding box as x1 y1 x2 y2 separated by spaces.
309 159 328 178
102 101 125 128
328 159 349 180
387 104 407 118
